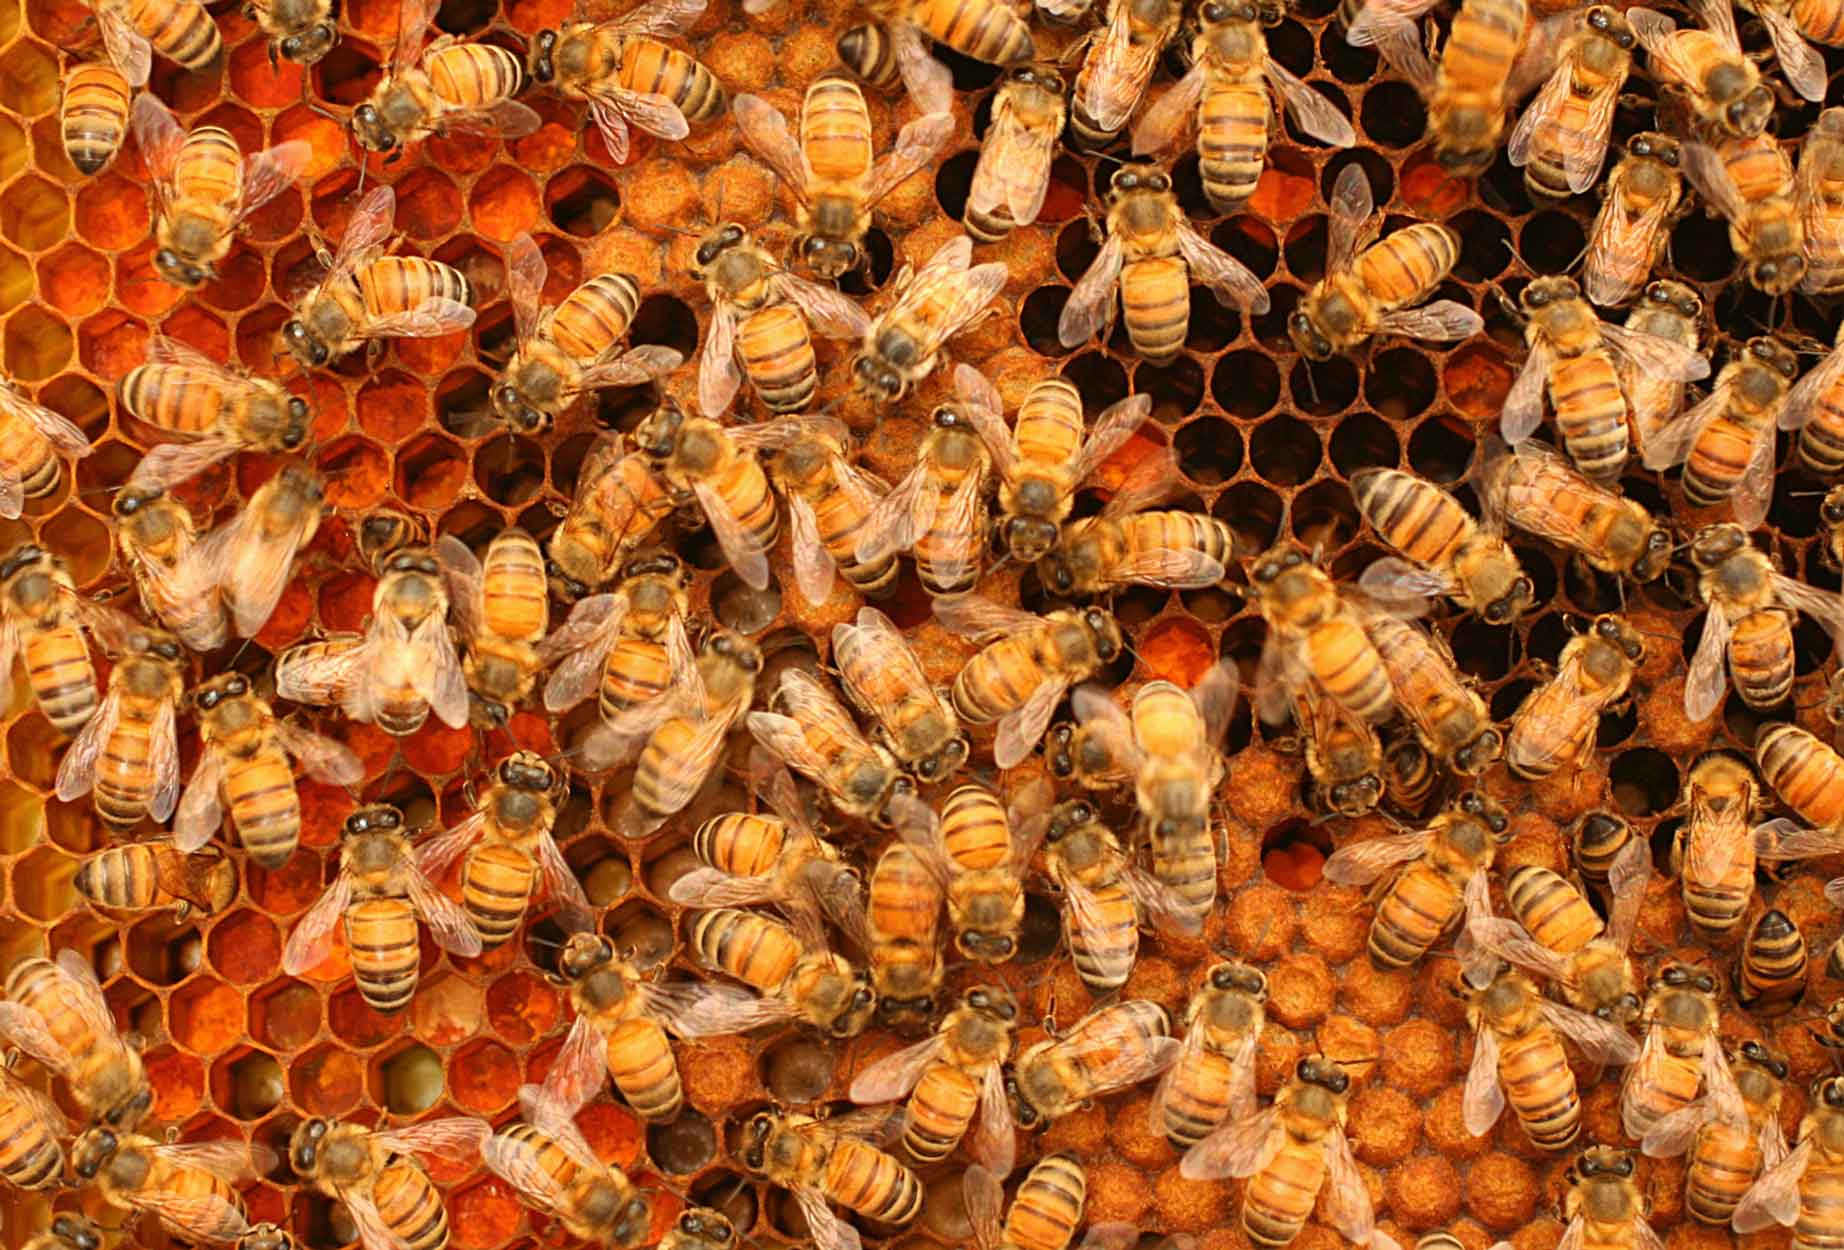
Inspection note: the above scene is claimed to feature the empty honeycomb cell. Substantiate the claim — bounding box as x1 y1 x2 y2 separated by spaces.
1171 415 1242 486
450 1177 524 1250
1519 210 1586 275
1059 350 1130 419
1210 348 1282 418
1451 616 1520 681
449 1038 519 1113
468 166 542 243
36 241 108 319
204 909 282 986
252 980 321 1052
1134 356 1205 425
329 980 399 1048
164 302 231 360
271 105 348 182
546 165 622 238
148 59 224 114
0 39 57 117
508 99 581 173
473 433 546 506
144 1045 207 1122
1406 416 1478 483
170 975 247 1054
227 39 306 109
394 432 468 510
4 305 69 381
197 247 269 312
1357 82 1427 152
1290 356 1359 418
37 510 107 580
1249 414 1322 486
373 1040 444 1114
5 709 67 790
360 368 441 444
1019 285 1072 356
76 308 146 380
1670 210 1734 283
650 1110 718 1175
73 171 146 250
1327 411 1399 477
0 777 42 852
1291 479 1360 551
1364 348 1438 420
313 42 381 107
11 844 75 923
1609 748 1677 816
290 1042 365 1117
316 435 388 511
392 167 465 242
115 244 187 318
1442 341 1514 420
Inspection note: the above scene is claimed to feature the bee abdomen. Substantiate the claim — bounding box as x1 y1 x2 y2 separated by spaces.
1795 1163 1844 1250
1797 381 1844 473
1737 908 1807 1014
1197 81 1269 213
346 899 421 1013
1161 1047 1234 1148
0 1093 63 1188
693 812 784 876
462 842 537 948
617 39 724 122
824 1138 922 1226
1351 468 1470 569
606 1017 683 1121
940 785 1009 870
25 629 98 736
125 0 220 67
1308 618 1394 723
1120 256 1190 364
1549 352 1629 481
1792 0 1844 42
689 907 800 989
1067 883 1138 991
1369 864 1455 969
600 636 670 719
1006 1155 1086 1250
1687 1119 1762 1224
551 273 642 364
61 63 131 175
802 75 876 184
223 750 301 869
904 1063 977 1162
174 126 242 204
1357 222 1460 311
913 0 1034 64
120 363 224 435
373 1161 449 1250
1497 1028 1580 1150
358 258 470 323
74 845 159 911
1729 609 1795 708
1683 416 1757 506
635 715 713 819
1504 865 1600 954
1242 1146 1325 1249
95 717 158 830
739 305 818 413
482 532 548 643
427 42 524 107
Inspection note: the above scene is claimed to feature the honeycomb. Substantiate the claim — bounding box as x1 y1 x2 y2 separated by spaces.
4 0 1844 1244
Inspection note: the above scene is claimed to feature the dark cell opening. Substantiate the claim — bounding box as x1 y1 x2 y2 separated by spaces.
1451 615 1520 680
1136 355 1206 423
934 39 1005 91
691 1171 759 1237
1406 415 1475 483
628 294 700 360
1269 19 1315 75
1796 613 1833 673
313 44 379 108
1291 479 1359 552
474 434 546 507
545 167 620 237
436 369 495 440
1450 209 1513 283
1249 414 1321 485
1173 154 1215 220
1113 584 1170 629
1211 217 1281 280
1672 211 1736 283
1597 699 1637 749
648 1110 718 1175
1523 612 1571 666
1289 356 1359 417
1322 25 1378 81
1365 348 1438 418
1330 412 1399 476
836 227 895 295
1562 557 1623 615
1056 218 1102 284
1610 748 1678 816
1252 283 1303 352
1213 481 1284 555
1283 214 1328 283
1187 284 1243 352
762 1035 835 1103
1021 285 1073 356
1514 542 1558 605
1060 351 1131 417
1212 349 1282 416
1175 416 1243 485
934 148 979 221
1358 82 1425 148
434 0 495 36
472 303 517 369
1521 211 1587 275
1490 677 1536 721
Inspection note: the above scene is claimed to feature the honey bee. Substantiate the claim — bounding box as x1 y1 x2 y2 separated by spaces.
1676 135 1807 296
685 905 876 1037
749 667 911 826
963 1155 1132 1250
1733 1072 1844 1239
839 0 1031 116
1558 1148 1663 1250
1323 791 1510 970
246 0 337 65
0 545 132 739
543 551 691 724
132 93 308 290
1500 275 1710 484
1634 0 1818 131
1036 466 1235 597
1069 0 1181 150
22 1215 104 1250
1736 908 1807 1014
1288 683 1385 818
1370 0 1529 177
275 543 470 735
633 400 777 592
660 1208 738 1250
867 840 946 1028
280 185 477 370
0 951 149 1130
1155 962 1267 1151
415 751 593 947
176 672 362 869
737 1109 923 1250
1780 320 1844 475
1644 335 1799 528
86 0 220 84
528 0 722 164
1478 438 1673 583
54 625 185 832
1248 543 1395 730
833 605 969 784
71 1129 271 1243
1351 463 1532 623
966 66 1067 242
853 233 1009 403
1460 961 1640 1152
1670 754 1767 943
289 1117 490 1250
1620 281 1703 454
0 376 91 522
747 417 893 606
1131 0 1354 214
280 803 483 1011
546 437 679 601
482 1045 655 1248
1583 137 1686 307
0 1062 67 1191
888 777 1049 963
849 984 1019 1175
693 225 871 418
1179 1054 1393 1250
60 57 134 176
1572 809 1636 893
1363 614 1502 776
112 487 224 652
351 0 539 154
120 335 312 493
495 234 682 437
1621 962 1740 1152
1008 999 1180 1131
735 77 951 282
1059 163 1269 363
1381 729 1437 816
1678 523 1844 720
1506 7 1634 198
438 530 579 728
209 461 326 639
75 839 237 920
934 595 1125 770
1041 797 1200 992
1043 716 1136 792
1505 614 1644 781
1681 1041 1789 1224
1798 108 1844 296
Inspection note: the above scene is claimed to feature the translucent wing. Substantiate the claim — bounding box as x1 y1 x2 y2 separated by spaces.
372 1117 492 1164
574 345 682 390
1072 393 1154 485
965 1165 1004 1250
1081 1 1163 132
1775 571 1844 650
54 687 119 802
995 673 1071 769
1692 0 1740 52
134 1191 252 1242
1585 173 1677 307
174 748 226 852
483 1129 570 1209
923 464 987 592
1367 14 1436 87
848 1035 944 1102
587 97 633 166
797 1185 862 1250
855 461 931 564
890 21 953 117
0 1003 64 1071
1600 321 1710 381
1132 66 1206 156
1735 1138 1811 1232
1467 915 1575 982
694 479 771 590
222 499 323 640
1060 879 1137 985
604 0 706 40
934 594 1041 641
972 1059 1015 1176
1058 234 1125 349
1375 301 1484 342
1604 835 1651 952
697 304 740 420
1679 141 1749 228
1781 340 1844 430
282 869 354 974
360 297 477 341
1361 556 1456 603
1268 60 1356 148
1540 1000 1641 1064
1462 1022 1505 1134
785 495 838 608
97 8 151 87
240 141 311 218
148 697 180 823
531 825 592 924
0 385 93 458
589 88 686 145
1344 0 1439 46
639 978 775 1037
1322 1124 1379 1246
405 862 484 958
409 610 470 729
152 1139 274 1181
331 185 398 281
733 94 809 199
505 232 546 348
1500 338 1554 444
392 0 439 69
128 437 241 493
1321 830 1430 885
1684 597 1733 722
541 1013 611 1123
539 593 628 710
868 112 955 205
1734 416 1778 528
1640 384 1728 472
775 272 873 341
274 635 365 708
1180 1106 1279 1180
952 362 1013 476
434 534 484 641
413 809 489 882
130 91 184 184
1177 219 1271 313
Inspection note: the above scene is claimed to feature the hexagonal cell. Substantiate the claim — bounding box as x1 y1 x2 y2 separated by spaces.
472 433 546 506
211 1046 286 1120
0 778 44 852
318 435 389 511
357 369 434 444
571 835 633 906
395 432 468 510
395 167 464 241
448 1037 520 1114
0 40 59 117
37 508 109 575
408 971 484 1046
467 167 542 243
290 1042 366 1118
329 981 403 1049
77 308 147 381
435 366 495 438
604 899 674 972
9 715 69 791
762 1034 835 1103
169 974 245 1054
545 166 620 237
205 909 283 985
482 968 561 1045
449 1176 524 1250
371 1040 444 1114
648 1109 716 1175
4 305 71 381
252 978 322 1052
12 844 78 922
144 1044 207 1123
228 38 308 109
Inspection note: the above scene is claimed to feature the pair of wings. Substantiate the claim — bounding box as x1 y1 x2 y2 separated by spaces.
701 262 870 418
1058 208 1270 350
832 604 958 756
54 671 182 823
132 93 310 245
1055 846 1203 958
506 235 682 395
321 1119 491 1250
539 586 658 713
0 588 132 716
1463 838 1650 987
848 1032 1016 1177
747 667 889 812
176 713 363 851
1067 662 1235 792
1629 0 1824 106
384 0 541 142
1502 303 1710 449
312 184 477 340
1733 1123 1813 1234
1479 438 1635 565
1582 151 1684 308
1079 0 1181 134
1178 1104 1379 1248
414 796 593 925
870 234 1010 370
1684 561 1844 720
969 85 1065 233
949 362 1154 506
931 594 1084 769
1463 990 1640 1136
0 949 134 1086
280 830 483 975
1622 1029 1743 1154
853 379 995 589
576 617 738 799
119 501 228 653
1132 40 1357 159
1505 626 1638 774
1029 1001 1185 1110
555 0 707 162
0 384 91 518
126 335 308 494
274 607 469 730
1505 13 1634 196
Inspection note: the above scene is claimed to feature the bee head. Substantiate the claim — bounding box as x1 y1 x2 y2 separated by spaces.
1296 1054 1349 1093
154 248 212 289
559 931 615 980
51 1217 103 1250
832 981 877 1037
635 401 685 459
279 22 337 64
1081 606 1123 659
1748 335 1800 379
191 671 252 712
1009 64 1064 93
1110 163 1170 198
1821 1077 1844 1108
677 1209 736 1247
739 1114 775 1170
1727 86 1774 137
1004 1069 1041 1128
351 102 398 153
1689 521 1747 567
963 985 1018 1018
492 381 551 436
289 1118 331 1173
1824 486 1844 527
70 1129 118 1179
914 734 970 783
1571 1146 1634 1180
1287 310 1334 361
280 319 329 368
799 234 860 279
694 223 748 273
1326 774 1382 815
530 29 559 81
240 1224 297 1250
1004 515 1062 563
113 484 163 517
958 929 1017 960
1738 1040 1789 1080
853 354 907 402
1210 961 1268 998
343 803 403 837
1481 576 1534 625
498 751 556 791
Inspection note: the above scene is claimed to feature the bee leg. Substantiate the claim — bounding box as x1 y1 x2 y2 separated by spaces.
171 899 193 922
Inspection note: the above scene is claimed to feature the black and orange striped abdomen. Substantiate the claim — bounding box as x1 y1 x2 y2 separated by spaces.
21 620 94 737
372 1160 450 1250
604 1016 682 1120
123 0 220 67
1369 862 1461 968
0 1084 61 1189
801 76 874 186
1497 1024 1580 1149
617 38 723 122
1121 256 1189 363
551 273 642 364
1505 865 1601 955
1013 378 1083 469
1242 1141 1327 1248
482 531 547 643
1066 880 1138 990
345 897 421 1012
940 785 1009 870
1005 1154 1086 1250
1357 223 1459 312
822 1137 922 1225
61 63 131 175
121 364 233 435
903 1062 977 1162
1161 1044 1234 1148
1197 78 1269 212
1729 607 1795 709
600 636 669 720
1352 468 1472 570
461 841 536 948
952 635 1044 723
1306 616 1394 723
357 258 469 322
221 743 300 869
738 304 817 413
1687 1117 1764 1224
1548 349 1629 481
911 0 1033 64
1684 411 1764 507
692 811 786 877
689 908 801 990
426 42 524 107
94 707 162 831
1758 723 1844 828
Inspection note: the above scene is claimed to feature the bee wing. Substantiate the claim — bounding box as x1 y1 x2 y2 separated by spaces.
539 595 627 710
1737 416 1790 527
1462 1020 1505 1134
482 1128 571 1209
1132 65 1207 156
848 1034 945 1102
414 808 490 882
1071 393 1153 486
360 296 477 341
934 593 1041 641
796 1185 863 1250
1365 15 1435 88
1374 301 1484 344
973 1059 1016 1177
855 461 932 564
637 978 772 1038
785 495 839 608
275 634 366 708
868 111 955 207
1506 58 1578 183
1125 864 1203 937
1640 1091 1715 1158
239 140 312 219
1320 829 1430 886
1679 140 1749 227
585 97 636 165
0 1065 67 1136
748 715 847 791
405 861 484 958
774 273 874 341
590 88 685 146
890 21 954 116
1604 835 1652 953
1343 0 1438 46
1360 556 1457 604
1779 339 1844 430
505 233 546 348
1599 321 1710 382
1584 175 1674 308
1538 1000 1641 1064
1058 877 1137 985
225 499 324 641
964 1165 1004 1250
1058 233 1125 349
1639 382 1728 472
604 0 705 39
97 7 151 85
1774 571 1844 651
128 436 242 493
733 94 810 200
133 1191 252 1243
434 534 485 641
1179 1105 1280 1180
1757 821 1844 861
54 685 120 803
530 1012 610 1132
1072 684 1144 770
1735 1137 1813 1232
693 478 771 591
1500 336 1555 444
532 827 592 927
0 382 93 459
372 1117 493 1164
951 363 1013 474
281 868 353 975
1623 1027 1676 1140
835 605 933 709
1176 219 1271 314
130 91 185 185
1266 59 1357 149
1321 1125 1381 1247
926 462 989 592
331 186 398 280
696 302 744 420
1555 1215 1586 1250
392 0 439 65
995 672 1072 770
1082 1 1162 133
408 610 470 729
1469 915 1575 982
0 1002 65 1071
154 1138 276 1181
1684 594 1733 722
174 748 226 852
990 111 1060 229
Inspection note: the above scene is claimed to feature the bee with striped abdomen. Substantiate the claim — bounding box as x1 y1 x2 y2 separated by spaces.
1671 754 1766 944
1370 0 1528 176
749 667 910 826
289 1117 490 1250
352 0 539 154
1351 461 1531 623
1070 0 1181 150
1478 438 1672 583
281 804 484 1012
0 374 91 523
1787 321 1844 477
1507 7 1634 198
438 529 583 728
54 625 185 832
1009 999 1180 1132
867 840 946 1029
1622 962 1740 1153
0 544 122 738
1572 809 1636 893
75 840 237 921
1289 683 1385 818
546 446 678 602
281 185 476 371
1364 613 1501 776
113 487 224 652
60 46 138 177
854 234 1008 403
86 0 220 85
1037 463 1234 597
748 417 893 607
132 92 308 290
967 66 1067 242
1249 543 1395 730
1042 798 1200 993
207 461 325 640
633 400 778 592
0 1065 67 1190
1155 962 1267 1151
1060 163 1269 362
1558 1148 1663 1250
1644 336 1800 530
1736 909 1807 1014
1628 0 1791 137
71 1129 271 1243
121 335 311 493
838 0 1030 116
1758 723 1844 843
850 984 1019 1175
1505 614 1644 781
1733 1071 1844 1241
1619 281 1702 454
176 672 362 869
496 234 681 437
685 905 876 1038
1797 109 1844 296
834 605 968 784
1584 138 1686 307
889 778 1048 964
543 552 691 727
529 0 722 164
0 951 149 1130
737 1110 923 1250
1675 135 1806 296
964 1155 1132 1250
1678 1041 1790 1224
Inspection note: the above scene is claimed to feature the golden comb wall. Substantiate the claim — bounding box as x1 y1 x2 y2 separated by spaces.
1 0 1844 1246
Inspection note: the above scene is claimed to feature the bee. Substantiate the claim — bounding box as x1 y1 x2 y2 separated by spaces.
1780 319 1844 475
833 22 951 115
1363 614 1502 776
1558 1148 1664 1250
546 437 678 601
528 0 722 165
1351 463 1532 623
748 668 910 826
1798 108 1844 296
1155 961 1267 1151
1677 523 1844 721
415 751 593 948
1572 809 1636 892
175 672 361 869
962 1155 1121 1250
60 53 136 177
954 369 1150 566
1044 716 1135 792
120 335 312 493
1248 543 1395 730
1069 0 1182 150
838 0 1030 116
22 1216 105 1250
438 529 578 728
482 1043 656 1248
86 0 220 83
275 543 470 735
888 778 1049 963
1323 790 1510 970
660 1209 738 1250
1500 275 1710 484
1478 437 1672 584
934 595 1125 770
54 625 184 832
0 951 149 1130
632 400 777 592
734 77 951 282
132 92 308 290
0 544 125 738
1179 1055 1391 1250
280 804 483 1010
685 905 876 1038
1735 908 1807 1014
1459 961 1640 1152
1621 962 1740 1152
208 461 326 640
737 1109 924 1250
246 0 337 66
833 605 969 784
1036 470 1235 596
1583 136 1686 307
112 487 224 652
71 1129 270 1243
75 839 237 921
1371 0 1529 177
0 1064 67 1190
1670 754 1766 943
1465 837 1649 1024
1682 1041 1789 1224
495 234 682 437
1620 280 1703 454
544 930 759 1122
867 840 946 1028
849 984 1019 1175
1627 0 1777 134
543 551 691 724
1041 797 1199 992
1505 614 1644 781
1008 999 1180 1131
0 377 87 522
853 233 1008 403
693 225 871 418
1506 7 1634 198
966 65 1067 242
351 0 539 155
1059 163 1269 363
1733 1072 1844 1240
289 1117 490 1250
747 417 893 607
280 185 477 371
1289 683 1385 818
1130 0 1355 214
1675 135 1807 296
1643 335 1800 529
